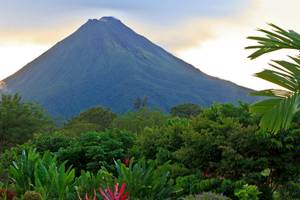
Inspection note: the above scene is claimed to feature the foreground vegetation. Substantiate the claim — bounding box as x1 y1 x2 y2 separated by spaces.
0 94 300 199
1 24 300 199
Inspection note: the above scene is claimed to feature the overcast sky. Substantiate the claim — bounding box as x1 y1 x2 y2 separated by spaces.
0 0 299 89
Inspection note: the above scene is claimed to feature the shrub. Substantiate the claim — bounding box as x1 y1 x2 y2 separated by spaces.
57 129 135 173
32 133 74 153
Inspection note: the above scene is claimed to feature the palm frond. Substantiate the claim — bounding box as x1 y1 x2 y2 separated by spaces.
246 23 300 59
250 89 292 98
250 92 300 133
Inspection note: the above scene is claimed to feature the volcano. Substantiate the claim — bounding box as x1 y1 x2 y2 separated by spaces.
3 17 256 118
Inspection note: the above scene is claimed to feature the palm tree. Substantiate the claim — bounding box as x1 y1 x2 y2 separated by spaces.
246 24 300 133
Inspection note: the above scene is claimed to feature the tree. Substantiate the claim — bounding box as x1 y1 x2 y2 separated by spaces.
171 103 202 118
246 24 300 133
64 106 117 134
111 108 168 133
0 94 51 151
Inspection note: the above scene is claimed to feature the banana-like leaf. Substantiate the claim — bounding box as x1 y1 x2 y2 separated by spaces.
254 69 296 91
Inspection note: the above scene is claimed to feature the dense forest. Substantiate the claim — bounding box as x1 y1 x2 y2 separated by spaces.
0 93 299 200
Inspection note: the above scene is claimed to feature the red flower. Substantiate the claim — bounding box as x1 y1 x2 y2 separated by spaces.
123 158 130 167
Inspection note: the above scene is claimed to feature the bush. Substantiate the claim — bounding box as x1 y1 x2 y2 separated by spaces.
133 103 300 199
57 129 135 173
32 133 74 153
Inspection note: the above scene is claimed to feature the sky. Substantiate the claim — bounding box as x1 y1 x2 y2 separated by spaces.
0 0 299 90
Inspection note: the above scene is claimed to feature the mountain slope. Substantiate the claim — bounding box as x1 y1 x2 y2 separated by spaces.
3 17 256 118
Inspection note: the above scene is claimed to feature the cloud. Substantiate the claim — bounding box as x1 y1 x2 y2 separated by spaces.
175 0 300 90
0 0 247 42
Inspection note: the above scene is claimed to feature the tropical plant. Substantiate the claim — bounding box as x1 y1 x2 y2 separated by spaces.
75 169 114 198
77 183 129 200
115 159 175 199
9 149 40 194
246 24 300 133
99 183 129 200
9 149 76 199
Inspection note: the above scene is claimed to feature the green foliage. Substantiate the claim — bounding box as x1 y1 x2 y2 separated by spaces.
176 174 203 195
63 106 117 135
0 94 52 152
9 149 40 194
274 181 300 200
115 159 175 200
234 184 261 200
112 108 168 133
171 103 202 118
134 103 300 199
246 23 300 59
57 129 135 173
0 144 32 183
9 149 76 200
74 169 114 198
32 132 74 153
23 191 43 200
247 24 300 133
182 192 231 200
1 99 299 199
176 177 244 199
